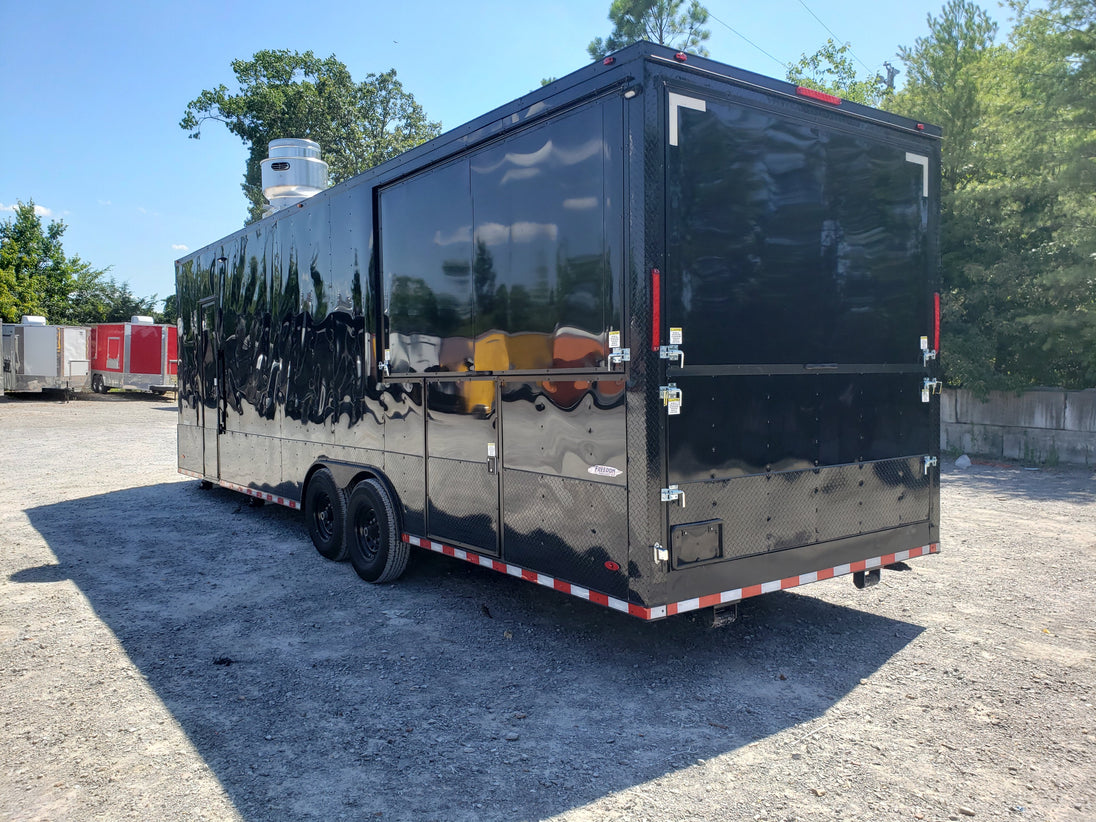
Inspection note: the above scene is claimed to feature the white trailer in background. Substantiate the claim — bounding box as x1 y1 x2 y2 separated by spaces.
1 316 90 394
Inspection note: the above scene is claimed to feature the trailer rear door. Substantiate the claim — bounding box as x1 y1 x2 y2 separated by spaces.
661 85 937 571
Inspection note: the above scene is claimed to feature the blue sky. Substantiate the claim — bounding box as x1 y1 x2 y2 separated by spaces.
1 0 1016 310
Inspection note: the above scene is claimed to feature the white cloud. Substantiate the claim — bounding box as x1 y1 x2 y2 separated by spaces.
0 202 53 216
98 199 112 206
171 243 189 251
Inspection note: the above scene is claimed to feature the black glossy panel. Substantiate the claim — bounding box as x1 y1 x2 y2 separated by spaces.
502 469 628 598
426 379 496 460
470 103 622 367
668 458 931 562
381 159 473 372
425 379 499 551
667 374 932 484
667 93 929 365
501 379 626 484
380 101 623 374
382 381 424 456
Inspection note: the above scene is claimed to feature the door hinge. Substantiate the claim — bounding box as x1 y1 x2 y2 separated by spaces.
660 383 683 415
921 378 941 402
653 542 669 563
923 455 939 475
659 345 684 368
609 347 630 365
661 485 685 507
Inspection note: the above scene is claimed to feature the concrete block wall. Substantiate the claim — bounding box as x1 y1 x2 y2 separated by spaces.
941 388 1096 466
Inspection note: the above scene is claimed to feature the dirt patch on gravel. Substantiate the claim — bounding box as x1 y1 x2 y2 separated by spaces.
2 394 1094 821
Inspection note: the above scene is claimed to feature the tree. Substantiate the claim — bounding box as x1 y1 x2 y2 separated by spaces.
893 0 998 193
587 0 710 60
0 201 108 324
895 0 1096 392
785 39 887 106
159 293 178 325
181 50 441 224
0 200 158 325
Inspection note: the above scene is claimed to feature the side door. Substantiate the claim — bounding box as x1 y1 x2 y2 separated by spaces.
199 296 223 479
425 377 500 554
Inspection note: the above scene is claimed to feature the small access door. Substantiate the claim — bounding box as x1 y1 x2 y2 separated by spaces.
198 297 222 479
659 84 938 571
425 378 500 555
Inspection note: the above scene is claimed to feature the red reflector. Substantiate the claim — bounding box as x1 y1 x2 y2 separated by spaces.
604 560 621 572
603 56 615 65
796 86 842 105
651 268 661 351
917 123 926 131
934 292 941 352
674 52 687 62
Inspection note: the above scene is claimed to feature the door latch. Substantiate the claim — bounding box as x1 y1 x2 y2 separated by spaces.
659 345 685 368
660 384 683 415
609 347 630 366
379 348 392 378
921 378 942 402
661 485 685 507
923 455 938 475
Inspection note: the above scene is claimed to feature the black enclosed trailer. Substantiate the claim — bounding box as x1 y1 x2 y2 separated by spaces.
177 42 941 621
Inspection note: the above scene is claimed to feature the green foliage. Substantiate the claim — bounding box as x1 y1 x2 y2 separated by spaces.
588 0 710 60
894 0 998 193
0 201 156 325
785 38 887 106
895 0 1096 393
0 201 151 325
181 50 441 224
159 293 178 325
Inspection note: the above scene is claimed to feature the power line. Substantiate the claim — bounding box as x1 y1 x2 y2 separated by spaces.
707 10 789 70
795 0 875 74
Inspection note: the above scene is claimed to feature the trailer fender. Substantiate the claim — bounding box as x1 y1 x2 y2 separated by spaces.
306 459 401 523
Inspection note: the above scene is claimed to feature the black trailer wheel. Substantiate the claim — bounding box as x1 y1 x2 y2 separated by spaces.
346 479 408 584
91 374 103 393
304 468 348 561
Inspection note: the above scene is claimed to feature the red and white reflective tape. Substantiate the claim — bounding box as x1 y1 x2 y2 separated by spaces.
179 469 300 509
403 533 652 618
403 533 938 621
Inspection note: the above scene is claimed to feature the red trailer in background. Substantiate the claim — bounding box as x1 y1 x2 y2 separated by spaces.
89 316 178 394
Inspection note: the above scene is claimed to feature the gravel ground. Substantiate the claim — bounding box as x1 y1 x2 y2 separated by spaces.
1 393 1094 822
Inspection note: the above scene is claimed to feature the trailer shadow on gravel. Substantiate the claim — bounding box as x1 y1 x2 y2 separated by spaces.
19 482 925 821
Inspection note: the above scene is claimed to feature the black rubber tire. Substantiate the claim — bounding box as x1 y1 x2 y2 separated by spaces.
346 479 408 583
91 374 103 393
304 468 348 561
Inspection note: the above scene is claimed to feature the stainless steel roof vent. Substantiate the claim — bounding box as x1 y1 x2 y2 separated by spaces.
260 138 329 217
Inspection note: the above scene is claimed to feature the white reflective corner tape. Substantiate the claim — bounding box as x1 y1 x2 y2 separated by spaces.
760 579 782 594
675 597 702 614
668 92 707 147
906 152 929 197
798 571 819 585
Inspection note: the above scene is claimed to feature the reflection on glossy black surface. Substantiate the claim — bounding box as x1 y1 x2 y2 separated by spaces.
178 188 372 438
668 96 929 365
667 374 929 483
426 379 498 552
501 379 626 483
382 101 622 373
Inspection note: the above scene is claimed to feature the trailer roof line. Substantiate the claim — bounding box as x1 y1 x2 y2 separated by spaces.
646 54 941 140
